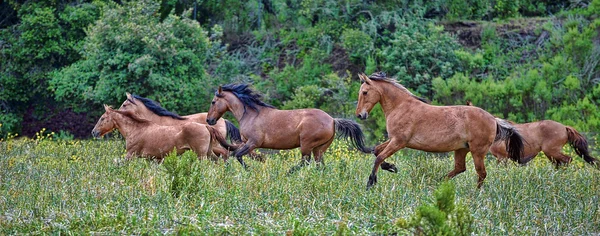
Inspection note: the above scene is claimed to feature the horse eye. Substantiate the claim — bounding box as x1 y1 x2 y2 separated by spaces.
363 91 368 95
211 101 215 104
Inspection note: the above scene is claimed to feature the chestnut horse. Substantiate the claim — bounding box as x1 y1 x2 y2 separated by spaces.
91 105 238 161
466 102 598 167
206 83 387 172
356 72 524 188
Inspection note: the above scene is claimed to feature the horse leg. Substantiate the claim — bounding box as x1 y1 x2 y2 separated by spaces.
447 148 468 179
212 146 229 162
543 150 572 169
367 139 405 189
312 137 335 165
233 142 257 169
288 146 314 174
375 140 399 173
471 149 488 189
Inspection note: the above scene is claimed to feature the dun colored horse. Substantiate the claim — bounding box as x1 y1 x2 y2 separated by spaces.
117 93 244 158
355 72 524 188
119 93 242 143
91 105 237 161
206 83 385 171
466 102 598 167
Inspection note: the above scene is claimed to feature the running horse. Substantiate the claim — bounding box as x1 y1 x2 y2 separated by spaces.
91 105 238 161
118 93 264 160
356 72 525 188
466 102 598 167
205 83 389 172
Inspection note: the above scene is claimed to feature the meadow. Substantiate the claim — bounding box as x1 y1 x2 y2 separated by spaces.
1 134 599 234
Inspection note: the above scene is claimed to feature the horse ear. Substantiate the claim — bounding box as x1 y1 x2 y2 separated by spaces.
359 73 371 85
126 92 132 100
218 86 223 95
358 73 366 83
104 104 112 112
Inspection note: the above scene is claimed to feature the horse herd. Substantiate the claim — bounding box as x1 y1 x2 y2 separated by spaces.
92 72 598 188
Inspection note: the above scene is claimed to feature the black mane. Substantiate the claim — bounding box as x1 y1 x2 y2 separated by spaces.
131 94 186 120
219 83 275 111
368 72 430 104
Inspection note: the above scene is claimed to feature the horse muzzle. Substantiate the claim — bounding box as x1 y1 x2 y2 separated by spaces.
357 112 368 120
91 130 100 138
206 118 217 125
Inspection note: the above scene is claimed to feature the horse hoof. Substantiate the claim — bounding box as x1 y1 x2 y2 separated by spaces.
381 162 398 173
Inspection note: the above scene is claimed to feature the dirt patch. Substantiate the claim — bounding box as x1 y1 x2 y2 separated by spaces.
441 18 551 49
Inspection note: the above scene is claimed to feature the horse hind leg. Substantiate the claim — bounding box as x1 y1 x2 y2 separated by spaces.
312 136 334 165
543 150 572 169
287 146 313 175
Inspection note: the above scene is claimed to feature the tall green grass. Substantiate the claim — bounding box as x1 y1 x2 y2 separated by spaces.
1 137 598 234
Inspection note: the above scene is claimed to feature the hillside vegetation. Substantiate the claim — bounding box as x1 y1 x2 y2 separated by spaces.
1 0 599 139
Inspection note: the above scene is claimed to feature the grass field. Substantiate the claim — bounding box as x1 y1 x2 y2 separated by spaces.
1 135 599 234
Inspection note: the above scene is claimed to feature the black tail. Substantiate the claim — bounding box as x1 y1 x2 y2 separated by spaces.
334 119 373 154
566 126 598 167
225 120 243 143
494 118 525 164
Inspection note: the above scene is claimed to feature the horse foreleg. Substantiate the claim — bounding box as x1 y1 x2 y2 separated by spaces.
233 143 256 170
447 148 468 179
367 139 405 189
375 140 399 173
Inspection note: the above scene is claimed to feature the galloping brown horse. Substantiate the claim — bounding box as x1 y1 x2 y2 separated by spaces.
356 72 524 188
119 93 242 143
92 105 238 161
205 83 385 171
118 93 245 158
466 102 598 167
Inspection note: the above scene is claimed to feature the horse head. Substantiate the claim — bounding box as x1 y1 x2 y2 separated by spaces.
92 105 117 138
207 86 229 125
356 73 382 120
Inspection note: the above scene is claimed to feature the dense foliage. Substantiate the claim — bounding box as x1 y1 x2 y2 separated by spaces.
1 0 599 139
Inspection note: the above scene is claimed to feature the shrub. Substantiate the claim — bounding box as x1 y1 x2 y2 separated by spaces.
395 181 474 235
50 0 220 115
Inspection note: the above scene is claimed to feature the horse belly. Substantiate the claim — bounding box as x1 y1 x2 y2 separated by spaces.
406 133 467 152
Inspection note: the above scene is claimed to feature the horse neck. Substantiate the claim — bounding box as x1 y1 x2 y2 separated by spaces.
377 82 423 115
227 96 265 124
110 112 146 139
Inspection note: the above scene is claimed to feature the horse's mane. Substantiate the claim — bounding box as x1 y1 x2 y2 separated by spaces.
219 83 275 111
368 72 430 104
131 94 186 120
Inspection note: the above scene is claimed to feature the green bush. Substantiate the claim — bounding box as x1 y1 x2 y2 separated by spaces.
378 20 461 96
50 0 222 115
396 181 474 236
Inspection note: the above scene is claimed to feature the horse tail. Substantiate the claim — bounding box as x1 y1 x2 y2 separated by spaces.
566 126 598 167
225 120 243 143
207 125 240 152
494 118 525 164
334 119 373 154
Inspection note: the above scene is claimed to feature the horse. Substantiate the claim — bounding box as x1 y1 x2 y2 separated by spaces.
355 72 524 189
205 83 393 172
465 102 598 167
118 93 264 161
91 105 238 161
